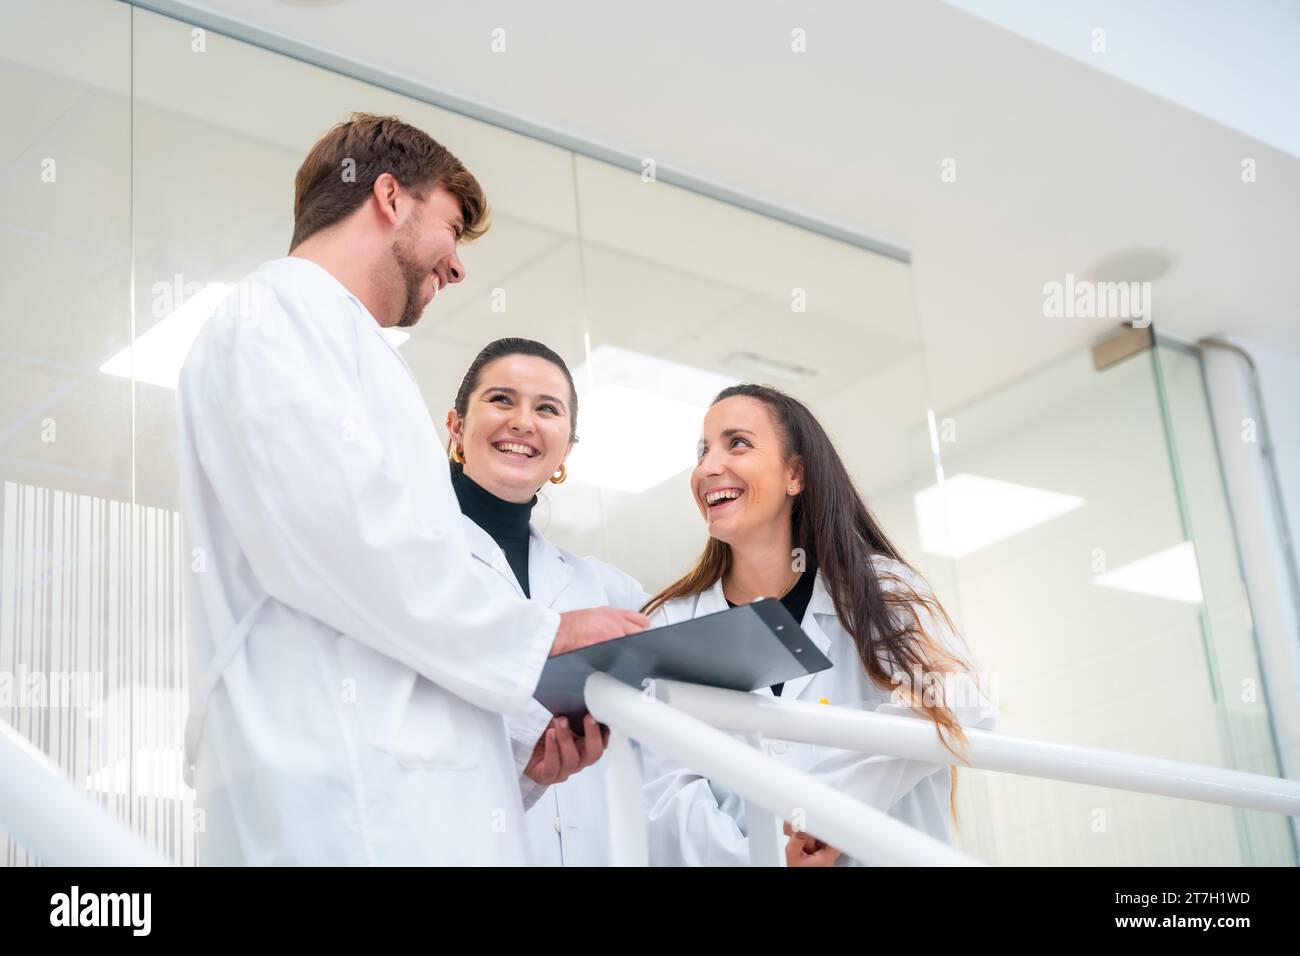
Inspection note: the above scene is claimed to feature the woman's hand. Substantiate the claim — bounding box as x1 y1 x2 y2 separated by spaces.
523 714 609 786
783 821 843 867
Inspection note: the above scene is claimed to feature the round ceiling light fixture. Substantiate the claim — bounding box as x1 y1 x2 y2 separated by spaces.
1088 248 1175 284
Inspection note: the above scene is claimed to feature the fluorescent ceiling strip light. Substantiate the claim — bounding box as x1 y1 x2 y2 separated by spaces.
100 282 408 389
724 350 817 383
914 473 1085 558
1092 541 1204 604
567 345 738 494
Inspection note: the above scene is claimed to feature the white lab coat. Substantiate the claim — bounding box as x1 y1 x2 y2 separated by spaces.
177 256 561 865
458 513 649 867
640 555 996 866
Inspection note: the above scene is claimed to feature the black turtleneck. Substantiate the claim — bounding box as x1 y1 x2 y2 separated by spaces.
452 471 536 598
725 568 817 697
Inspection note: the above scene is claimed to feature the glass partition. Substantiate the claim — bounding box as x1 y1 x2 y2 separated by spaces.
1152 342 1292 864
0 0 134 866
916 342 1294 865
562 153 930 593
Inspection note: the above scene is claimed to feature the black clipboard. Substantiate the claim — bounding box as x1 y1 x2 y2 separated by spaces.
533 598 833 727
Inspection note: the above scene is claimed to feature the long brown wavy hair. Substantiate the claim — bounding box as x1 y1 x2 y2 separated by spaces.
643 384 980 825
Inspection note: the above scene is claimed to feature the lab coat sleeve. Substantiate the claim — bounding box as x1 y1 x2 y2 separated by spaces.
518 779 546 813
507 699 555 812
186 282 558 716
507 558 648 809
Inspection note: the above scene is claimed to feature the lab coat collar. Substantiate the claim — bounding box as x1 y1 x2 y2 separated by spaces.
696 572 835 703
778 570 836 702
266 256 364 313
527 528 576 609
460 514 574 608
266 256 418 378
693 577 731 617
806 568 838 618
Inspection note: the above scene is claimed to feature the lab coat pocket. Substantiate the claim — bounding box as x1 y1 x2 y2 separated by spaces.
337 637 480 770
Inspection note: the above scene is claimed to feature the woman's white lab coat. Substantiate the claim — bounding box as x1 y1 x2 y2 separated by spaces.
177 256 562 865
639 555 996 866
458 513 648 867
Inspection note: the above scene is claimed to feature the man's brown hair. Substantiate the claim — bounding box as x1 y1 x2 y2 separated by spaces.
290 112 489 250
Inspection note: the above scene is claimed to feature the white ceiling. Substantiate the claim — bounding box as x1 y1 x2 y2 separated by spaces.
3 0 1297 591
148 0 1300 406
945 0 1300 159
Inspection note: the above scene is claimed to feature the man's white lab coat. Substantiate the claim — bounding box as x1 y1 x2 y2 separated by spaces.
177 256 559 865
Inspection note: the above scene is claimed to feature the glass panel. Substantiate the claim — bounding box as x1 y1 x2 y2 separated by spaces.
923 342 1291 864
0 0 133 865
1152 342 1295 865
567 154 935 599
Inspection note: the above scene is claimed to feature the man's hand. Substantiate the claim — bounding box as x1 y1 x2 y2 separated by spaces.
783 821 843 867
523 714 610 786
552 607 649 656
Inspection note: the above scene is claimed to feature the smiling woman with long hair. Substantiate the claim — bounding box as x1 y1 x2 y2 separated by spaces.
640 384 995 867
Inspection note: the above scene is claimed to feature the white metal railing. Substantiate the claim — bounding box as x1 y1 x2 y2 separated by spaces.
0 718 169 866
584 672 981 866
588 674 1300 867
5 673 1300 866
651 679 1300 816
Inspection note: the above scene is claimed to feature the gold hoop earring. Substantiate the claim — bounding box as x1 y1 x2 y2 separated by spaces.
449 440 465 464
549 463 567 485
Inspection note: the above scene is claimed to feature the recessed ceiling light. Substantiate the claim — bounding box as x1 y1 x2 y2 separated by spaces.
723 350 817 384
1092 541 1203 604
100 282 234 389
914 473 1086 558
100 282 409 389
1089 248 1175 284
566 345 737 494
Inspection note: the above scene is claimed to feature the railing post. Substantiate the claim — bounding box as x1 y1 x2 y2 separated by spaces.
744 733 785 867
603 728 649 866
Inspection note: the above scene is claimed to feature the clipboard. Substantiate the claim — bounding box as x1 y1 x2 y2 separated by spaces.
533 598 833 727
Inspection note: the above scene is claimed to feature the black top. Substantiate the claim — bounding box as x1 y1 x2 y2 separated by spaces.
452 471 536 598
725 568 817 697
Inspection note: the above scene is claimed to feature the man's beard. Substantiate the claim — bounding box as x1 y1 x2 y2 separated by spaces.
391 221 430 328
